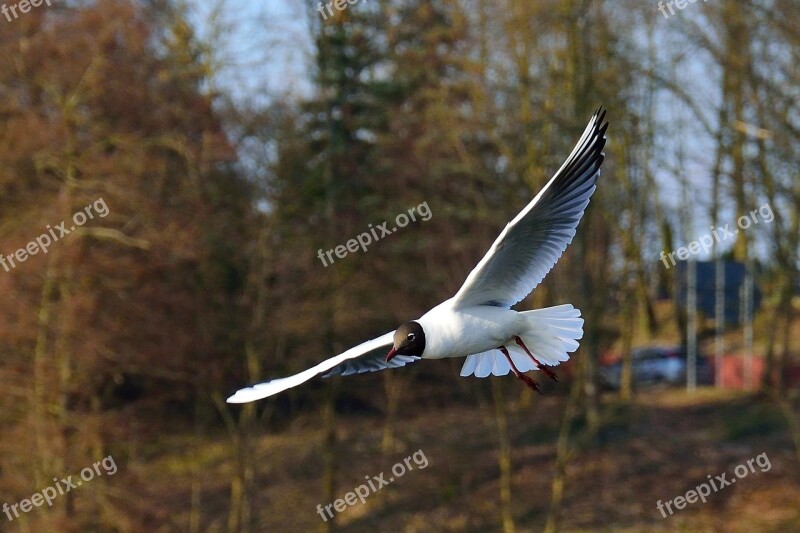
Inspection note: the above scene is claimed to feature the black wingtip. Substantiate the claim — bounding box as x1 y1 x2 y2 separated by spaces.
594 107 608 129
594 107 609 148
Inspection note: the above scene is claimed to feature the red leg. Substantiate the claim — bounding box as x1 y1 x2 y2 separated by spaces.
499 346 541 394
514 336 559 382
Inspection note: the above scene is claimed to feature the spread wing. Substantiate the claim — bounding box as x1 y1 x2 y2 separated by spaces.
226 331 419 403
451 108 608 309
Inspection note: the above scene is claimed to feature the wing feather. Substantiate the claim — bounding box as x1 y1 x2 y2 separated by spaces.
451 109 608 309
226 331 418 403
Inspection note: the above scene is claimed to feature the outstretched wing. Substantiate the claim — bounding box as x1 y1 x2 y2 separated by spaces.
451 108 608 309
226 331 419 403
321 350 418 378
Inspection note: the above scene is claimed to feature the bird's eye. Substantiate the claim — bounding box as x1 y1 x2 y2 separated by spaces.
407 333 415 341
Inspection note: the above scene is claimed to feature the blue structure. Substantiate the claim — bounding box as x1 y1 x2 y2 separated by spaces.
674 260 760 324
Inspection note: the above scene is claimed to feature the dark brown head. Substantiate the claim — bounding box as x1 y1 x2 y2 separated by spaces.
386 321 426 362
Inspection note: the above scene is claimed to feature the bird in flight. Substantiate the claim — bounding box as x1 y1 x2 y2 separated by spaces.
228 109 607 403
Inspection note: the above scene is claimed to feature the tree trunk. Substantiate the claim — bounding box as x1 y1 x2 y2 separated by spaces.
543 359 584 533
492 379 516 533
619 282 636 402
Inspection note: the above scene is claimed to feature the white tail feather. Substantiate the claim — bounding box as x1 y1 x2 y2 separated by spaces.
460 304 583 377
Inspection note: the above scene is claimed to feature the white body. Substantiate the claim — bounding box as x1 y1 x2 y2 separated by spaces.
417 300 584 379
417 299 523 359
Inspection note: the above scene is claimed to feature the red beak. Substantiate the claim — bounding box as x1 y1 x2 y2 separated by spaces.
386 347 397 362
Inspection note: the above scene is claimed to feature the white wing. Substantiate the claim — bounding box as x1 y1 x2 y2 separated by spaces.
451 108 608 309
226 331 419 403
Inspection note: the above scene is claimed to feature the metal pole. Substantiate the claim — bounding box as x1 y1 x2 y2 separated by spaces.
715 255 725 387
743 259 753 389
687 258 697 392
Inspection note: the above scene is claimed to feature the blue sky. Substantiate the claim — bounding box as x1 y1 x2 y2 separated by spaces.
187 0 313 104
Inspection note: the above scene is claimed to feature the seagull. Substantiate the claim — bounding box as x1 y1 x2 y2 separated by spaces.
227 108 607 404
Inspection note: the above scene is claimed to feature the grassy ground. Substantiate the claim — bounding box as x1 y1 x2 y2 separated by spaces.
133 386 800 532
